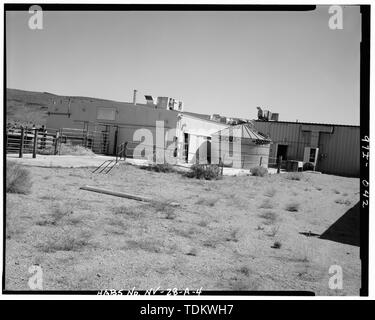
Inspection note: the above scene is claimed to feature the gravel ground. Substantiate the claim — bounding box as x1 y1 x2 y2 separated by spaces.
5 160 360 295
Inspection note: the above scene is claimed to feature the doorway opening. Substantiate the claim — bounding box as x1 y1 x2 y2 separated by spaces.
184 133 189 163
276 144 288 161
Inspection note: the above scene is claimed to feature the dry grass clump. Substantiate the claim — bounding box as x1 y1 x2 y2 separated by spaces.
285 172 302 181
225 228 240 242
195 197 219 207
238 266 250 277
335 198 351 206
39 229 92 253
264 187 276 197
250 166 268 177
267 225 280 237
258 199 274 209
59 142 95 156
6 161 32 194
258 211 277 225
140 163 176 173
150 201 177 219
186 247 198 256
186 164 222 180
202 237 220 248
197 219 208 227
271 241 282 249
285 201 300 212
174 227 197 239
113 205 144 218
36 203 74 226
125 238 164 253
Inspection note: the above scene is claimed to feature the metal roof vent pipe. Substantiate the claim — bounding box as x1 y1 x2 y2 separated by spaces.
133 89 137 105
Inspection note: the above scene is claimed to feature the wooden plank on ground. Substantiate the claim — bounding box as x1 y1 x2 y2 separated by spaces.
79 185 180 206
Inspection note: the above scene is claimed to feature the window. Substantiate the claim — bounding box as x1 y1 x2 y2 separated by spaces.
309 148 317 162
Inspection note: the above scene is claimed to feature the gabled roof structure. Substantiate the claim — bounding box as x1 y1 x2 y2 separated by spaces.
213 122 272 145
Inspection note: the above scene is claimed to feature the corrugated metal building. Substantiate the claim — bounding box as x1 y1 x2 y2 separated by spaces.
253 120 360 177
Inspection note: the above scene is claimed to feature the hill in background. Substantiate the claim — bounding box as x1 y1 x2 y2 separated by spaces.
6 89 58 127
6 88 212 128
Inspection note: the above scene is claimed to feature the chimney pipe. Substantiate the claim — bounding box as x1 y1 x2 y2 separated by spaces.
133 89 137 105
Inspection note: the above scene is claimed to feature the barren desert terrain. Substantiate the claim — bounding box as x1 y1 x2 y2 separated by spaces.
5 159 360 295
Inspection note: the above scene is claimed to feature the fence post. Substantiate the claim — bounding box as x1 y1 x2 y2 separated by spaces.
58 129 62 155
19 127 24 158
277 156 282 173
43 129 47 149
32 128 38 158
124 142 128 160
54 131 59 155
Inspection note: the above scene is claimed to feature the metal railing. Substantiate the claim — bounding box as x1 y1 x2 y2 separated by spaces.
6 127 59 157
92 141 128 174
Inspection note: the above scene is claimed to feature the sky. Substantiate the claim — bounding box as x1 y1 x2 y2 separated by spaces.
6 6 361 125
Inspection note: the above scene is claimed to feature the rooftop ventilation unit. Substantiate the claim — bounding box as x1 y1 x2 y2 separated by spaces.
145 95 155 106
156 97 184 111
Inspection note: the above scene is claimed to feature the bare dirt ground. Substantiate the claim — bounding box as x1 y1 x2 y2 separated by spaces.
5 160 360 295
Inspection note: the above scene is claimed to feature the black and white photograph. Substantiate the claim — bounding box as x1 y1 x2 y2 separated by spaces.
3 3 370 298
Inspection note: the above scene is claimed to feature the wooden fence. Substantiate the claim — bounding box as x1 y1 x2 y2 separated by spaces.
6 127 111 158
6 127 59 158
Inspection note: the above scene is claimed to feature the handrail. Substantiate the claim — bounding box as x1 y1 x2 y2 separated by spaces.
92 159 112 173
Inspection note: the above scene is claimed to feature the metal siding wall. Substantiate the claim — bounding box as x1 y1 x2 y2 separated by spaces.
254 121 359 177
254 122 305 161
318 126 359 177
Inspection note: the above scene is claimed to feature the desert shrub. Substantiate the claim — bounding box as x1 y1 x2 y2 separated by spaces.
258 199 274 209
335 198 351 206
285 172 302 181
226 228 240 242
187 164 221 180
140 163 176 173
238 266 250 277
303 162 315 171
59 143 95 156
258 211 277 225
285 201 300 212
272 241 282 249
6 161 32 194
114 205 144 218
186 247 198 256
250 166 268 177
267 225 280 237
195 197 218 207
40 229 92 252
37 203 74 226
125 239 163 253
197 219 209 227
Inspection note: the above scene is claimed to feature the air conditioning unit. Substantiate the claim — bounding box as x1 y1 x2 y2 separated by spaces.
303 147 319 169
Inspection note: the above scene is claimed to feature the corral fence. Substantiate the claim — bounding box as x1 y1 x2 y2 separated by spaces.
6 126 110 157
59 128 110 155
6 127 59 158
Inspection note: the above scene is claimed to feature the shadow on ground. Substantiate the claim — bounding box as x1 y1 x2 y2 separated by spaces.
320 201 360 247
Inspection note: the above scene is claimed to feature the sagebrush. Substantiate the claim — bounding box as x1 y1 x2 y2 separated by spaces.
250 166 268 177
187 164 222 180
6 161 32 194
140 163 176 173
